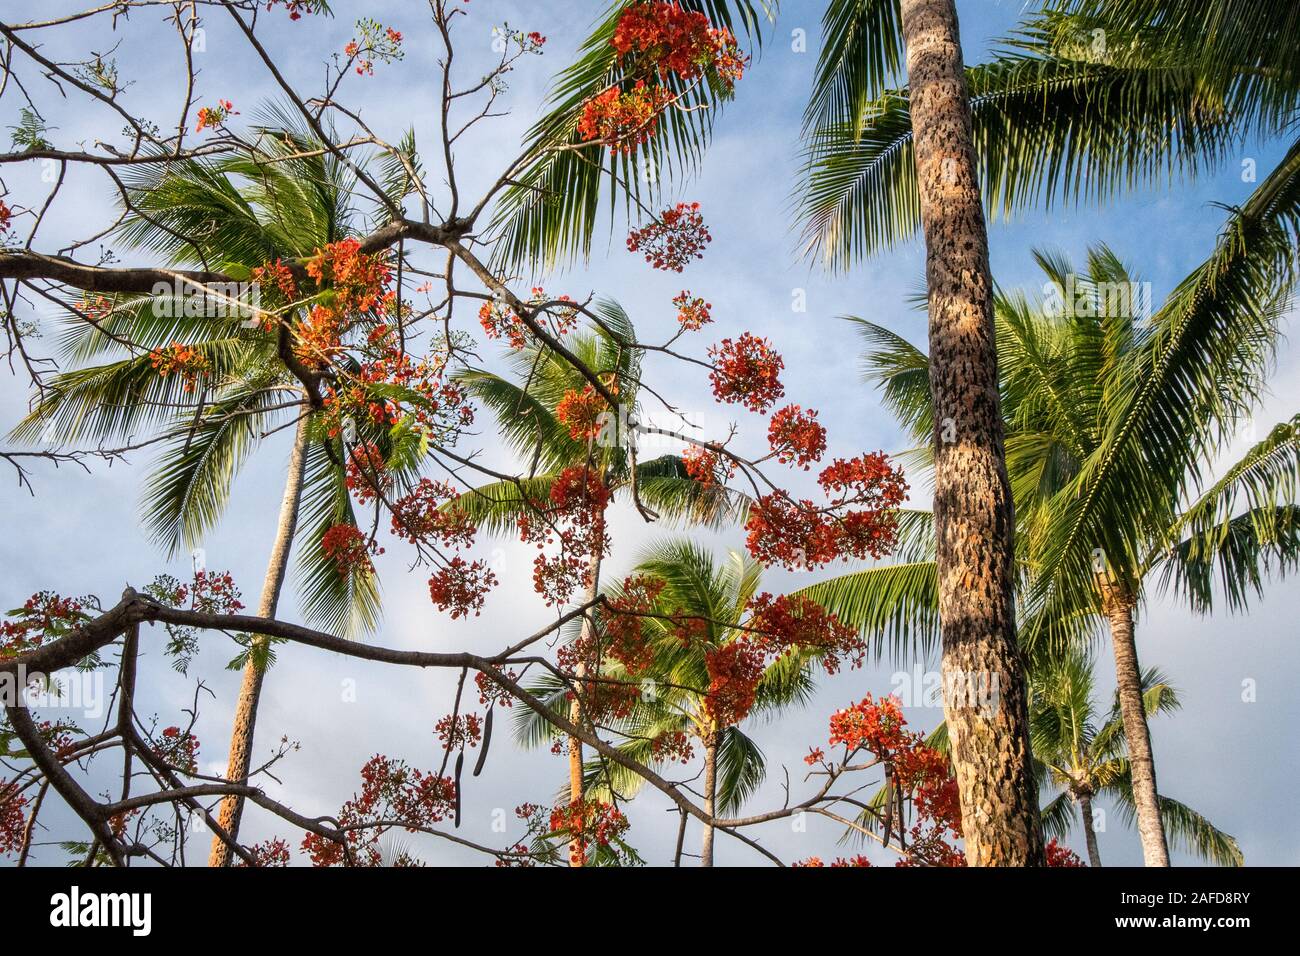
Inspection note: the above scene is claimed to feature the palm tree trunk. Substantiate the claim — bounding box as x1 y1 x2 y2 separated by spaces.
566 548 603 868
700 728 719 867
1100 584 1170 866
899 0 1043 866
1077 789 1103 867
207 412 310 867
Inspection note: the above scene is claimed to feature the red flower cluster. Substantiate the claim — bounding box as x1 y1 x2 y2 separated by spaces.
478 287 578 350
302 755 456 867
0 783 28 858
577 81 673 153
599 574 667 674
1045 838 1086 867
744 592 864 674
195 100 236 133
149 343 210 393
792 855 873 867
555 385 608 442
266 0 319 20
767 404 826 468
0 199 12 238
435 712 483 751
702 641 765 727
475 669 517 708
708 332 784 412
517 466 611 606
427 557 497 619
171 570 244 614
390 478 474 548
672 291 712 330
681 443 734 486
305 237 393 319
1 592 87 658
820 695 967 866
344 19 405 76
651 730 695 764
548 799 630 865
239 837 292 867
627 202 711 272
610 2 747 88
344 442 390 505
152 726 200 775
321 524 382 577
250 259 298 329
745 453 906 570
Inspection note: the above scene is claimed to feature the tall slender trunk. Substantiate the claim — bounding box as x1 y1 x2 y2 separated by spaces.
208 413 310 867
566 547 603 868
1076 788 1102 868
1100 582 1169 866
900 0 1043 865
700 728 719 867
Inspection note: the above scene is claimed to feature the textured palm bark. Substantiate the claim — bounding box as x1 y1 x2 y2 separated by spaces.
208 413 310 867
900 0 1043 865
1100 584 1170 866
1077 789 1103 867
566 548 603 867
700 728 719 867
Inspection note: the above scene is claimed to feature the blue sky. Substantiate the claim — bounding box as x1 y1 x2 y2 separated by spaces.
2 0 1296 866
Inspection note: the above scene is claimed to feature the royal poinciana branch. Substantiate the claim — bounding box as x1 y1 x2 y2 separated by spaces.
0 1 989 867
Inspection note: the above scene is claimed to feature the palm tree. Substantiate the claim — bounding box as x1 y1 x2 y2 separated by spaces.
499 0 1044 862
1032 649 1241 867
513 539 815 866
800 246 1299 865
796 0 1300 404
9 111 422 863
451 308 740 864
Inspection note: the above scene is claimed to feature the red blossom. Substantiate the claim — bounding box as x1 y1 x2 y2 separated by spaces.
627 202 711 272
672 291 712 330
427 558 497 619
708 332 784 412
150 342 210 393
302 755 455 867
702 640 765 726
0 783 28 857
321 524 382 577
555 385 608 442
610 2 748 87
1046 838 1087 867
576 82 673 153
435 712 483 750
390 478 475 549
767 404 827 468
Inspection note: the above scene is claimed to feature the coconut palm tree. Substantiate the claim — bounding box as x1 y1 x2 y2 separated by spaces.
797 1 1300 276
1032 649 1242 867
450 310 741 864
512 539 815 866
9 110 424 863
800 246 1299 865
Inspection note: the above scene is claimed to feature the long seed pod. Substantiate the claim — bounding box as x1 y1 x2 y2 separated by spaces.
473 706 493 777
453 751 464 828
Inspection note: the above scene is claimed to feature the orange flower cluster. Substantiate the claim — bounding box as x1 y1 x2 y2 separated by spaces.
321 523 382 577
767 404 826 468
627 202 711 272
555 385 608 442
302 755 455 867
672 290 712 330
576 81 673 153
610 1 747 88
149 342 210 393
708 332 784 412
